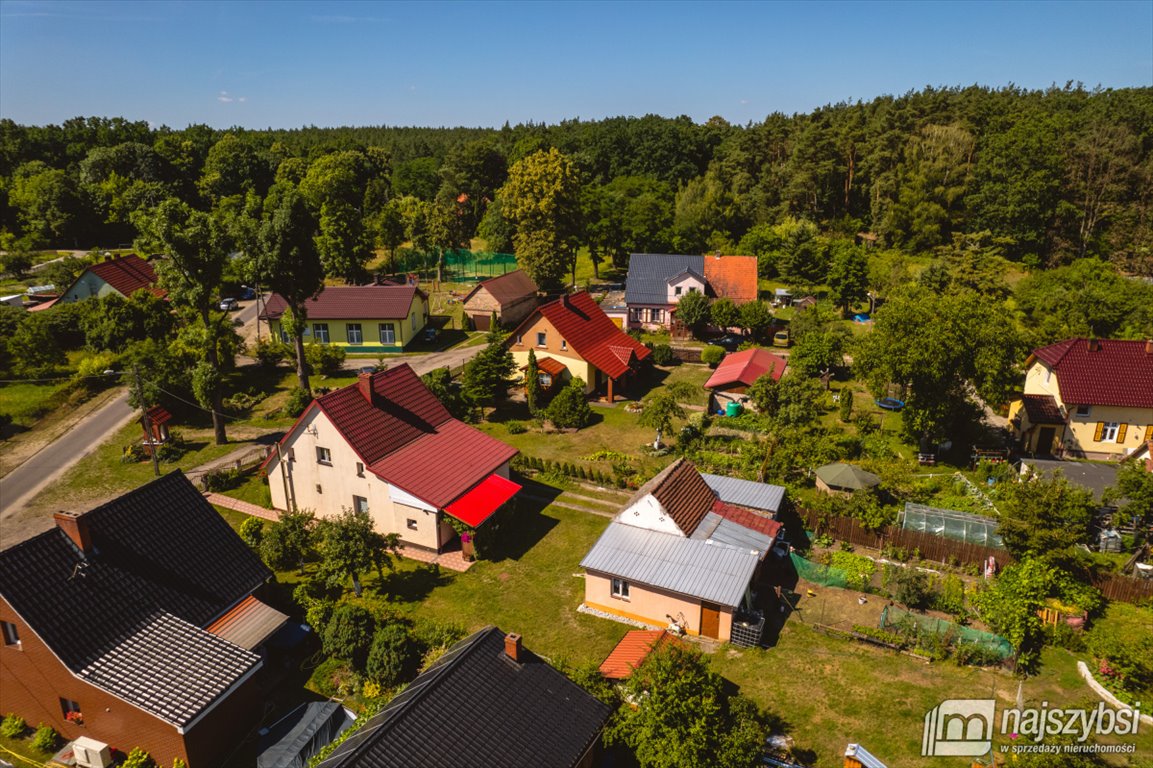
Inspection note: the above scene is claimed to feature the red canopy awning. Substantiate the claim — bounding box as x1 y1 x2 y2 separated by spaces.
444 474 521 528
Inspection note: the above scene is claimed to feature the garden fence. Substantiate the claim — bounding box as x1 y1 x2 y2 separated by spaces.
880 605 1014 660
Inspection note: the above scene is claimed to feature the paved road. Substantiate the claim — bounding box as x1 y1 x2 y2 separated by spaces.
0 389 136 518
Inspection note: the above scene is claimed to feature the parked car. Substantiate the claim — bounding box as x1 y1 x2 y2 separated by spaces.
772 329 790 348
423 327 439 343
713 334 744 352
219 297 239 311
239 286 256 300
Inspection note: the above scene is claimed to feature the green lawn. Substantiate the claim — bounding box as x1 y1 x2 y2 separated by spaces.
0 380 76 428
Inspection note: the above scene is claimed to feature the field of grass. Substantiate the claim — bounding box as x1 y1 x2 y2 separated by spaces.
0 380 76 428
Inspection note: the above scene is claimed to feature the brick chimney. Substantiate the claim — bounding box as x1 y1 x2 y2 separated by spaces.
1145 339 1152 354
504 632 523 663
54 511 93 555
1087 337 1100 352
357 371 376 405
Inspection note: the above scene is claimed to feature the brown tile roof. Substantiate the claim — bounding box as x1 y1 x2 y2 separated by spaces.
85 254 163 298
520 356 568 377
512 292 650 380
711 500 782 540
704 348 788 389
631 458 716 536
702 255 758 304
261 285 422 321
599 630 671 680
269 365 517 509
1021 394 1065 425
462 269 538 307
1032 339 1153 409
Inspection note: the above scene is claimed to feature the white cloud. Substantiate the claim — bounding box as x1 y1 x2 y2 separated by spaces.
217 91 247 104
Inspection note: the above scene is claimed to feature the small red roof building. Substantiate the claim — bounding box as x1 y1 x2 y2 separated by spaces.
705 348 788 390
599 630 673 680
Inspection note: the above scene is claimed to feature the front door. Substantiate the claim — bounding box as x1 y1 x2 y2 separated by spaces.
1037 427 1056 455
700 602 721 639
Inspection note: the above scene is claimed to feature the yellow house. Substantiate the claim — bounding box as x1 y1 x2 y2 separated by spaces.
260 285 429 353
505 291 651 400
1008 338 1153 460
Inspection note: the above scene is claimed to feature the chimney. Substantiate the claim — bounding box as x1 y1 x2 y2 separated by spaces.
1087 337 1100 352
357 371 376 404
1145 339 1152 355
561 292 571 309
504 632 523 663
54 511 93 555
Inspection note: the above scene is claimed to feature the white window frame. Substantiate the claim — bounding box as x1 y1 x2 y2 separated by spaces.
313 323 330 343
316 446 332 465
675 286 683 296
353 495 369 514
406 518 418 530
560 339 567 351
536 331 547 347
346 323 363 345
1101 422 1120 442
379 322 396 345
611 578 630 600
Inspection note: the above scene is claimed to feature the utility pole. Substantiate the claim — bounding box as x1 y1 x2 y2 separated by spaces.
134 366 161 478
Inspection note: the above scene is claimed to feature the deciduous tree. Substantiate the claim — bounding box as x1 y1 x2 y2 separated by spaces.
496 148 582 289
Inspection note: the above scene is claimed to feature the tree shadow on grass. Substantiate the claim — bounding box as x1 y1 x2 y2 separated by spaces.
379 563 455 604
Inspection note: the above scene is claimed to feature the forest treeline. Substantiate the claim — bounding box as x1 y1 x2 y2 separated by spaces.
2 83 1151 277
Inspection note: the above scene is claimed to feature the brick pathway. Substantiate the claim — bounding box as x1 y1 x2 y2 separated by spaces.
205 492 474 572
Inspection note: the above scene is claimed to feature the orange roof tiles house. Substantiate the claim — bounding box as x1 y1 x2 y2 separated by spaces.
262 364 520 556
505 291 651 402
54 253 164 304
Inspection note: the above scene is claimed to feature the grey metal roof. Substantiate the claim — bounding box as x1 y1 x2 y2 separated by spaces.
1021 458 1121 503
702 473 786 514
580 522 760 607
689 512 775 555
79 612 260 727
625 254 704 306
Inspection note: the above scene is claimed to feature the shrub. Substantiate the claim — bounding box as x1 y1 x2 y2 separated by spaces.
506 421 527 434
893 568 934 611
283 386 313 418
366 622 420 688
323 603 376 669
650 344 676 366
239 517 265 549
304 342 346 376
121 748 157 768
828 550 876 591
838 389 853 422
31 724 59 752
545 379 593 430
0 714 26 738
700 345 725 366
254 337 291 368
200 466 243 492
311 656 358 698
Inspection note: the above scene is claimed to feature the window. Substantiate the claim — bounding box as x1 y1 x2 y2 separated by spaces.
2 621 19 646
536 331 547 347
1045 368 1052 384
516 334 523 345
675 286 682 296
316 446 332 465
315 484 323 495
356 462 364 478
406 518 418 530
1101 422 1120 442
379 323 396 345
287 447 295 462
611 578 630 599
59 698 81 718
353 495 369 514
688 286 698 293
346 323 363 344
539 372 553 388
1076 405 1090 416
279 328 290 343
411 313 417 332
560 339 567 351
313 323 330 343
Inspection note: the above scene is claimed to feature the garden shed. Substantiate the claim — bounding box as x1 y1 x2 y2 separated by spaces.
814 463 880 495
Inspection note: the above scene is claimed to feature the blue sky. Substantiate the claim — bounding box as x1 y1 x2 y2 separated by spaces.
1 0 1150 129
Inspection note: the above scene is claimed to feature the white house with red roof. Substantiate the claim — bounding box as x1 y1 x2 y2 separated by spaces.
39 254 164 311
1009 338 1153 460
260 285 429 353
505 291 651 401
262 365 519 553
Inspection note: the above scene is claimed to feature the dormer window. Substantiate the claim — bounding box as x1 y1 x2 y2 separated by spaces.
2 621 19 646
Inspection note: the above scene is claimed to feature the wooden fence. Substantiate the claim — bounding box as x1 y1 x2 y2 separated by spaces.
800 508 1153 605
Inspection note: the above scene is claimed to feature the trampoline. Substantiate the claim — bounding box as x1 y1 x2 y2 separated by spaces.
876 398 905 411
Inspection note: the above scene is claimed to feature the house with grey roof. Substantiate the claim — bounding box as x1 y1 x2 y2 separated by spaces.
623 253 758 330
580 459 784 642
0 471 285 767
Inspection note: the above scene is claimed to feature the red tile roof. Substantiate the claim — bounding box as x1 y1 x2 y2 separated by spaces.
521 356 568 377
1021 394 1065 425
267 365 517 509
598 630 672 680
261 285 422 321
702 255 758 304
462 270 538 307
704 348 788 389
1032 339 1153 408
444 474 522 528
711 500 782 540
85 254 163 298
518 291 651 380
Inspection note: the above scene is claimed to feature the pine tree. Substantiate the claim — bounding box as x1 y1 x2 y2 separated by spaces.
525 349 542 415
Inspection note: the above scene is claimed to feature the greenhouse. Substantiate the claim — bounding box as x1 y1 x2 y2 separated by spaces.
900 502 1004 549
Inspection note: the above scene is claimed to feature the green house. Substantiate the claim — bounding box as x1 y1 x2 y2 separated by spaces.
260 284 430 353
